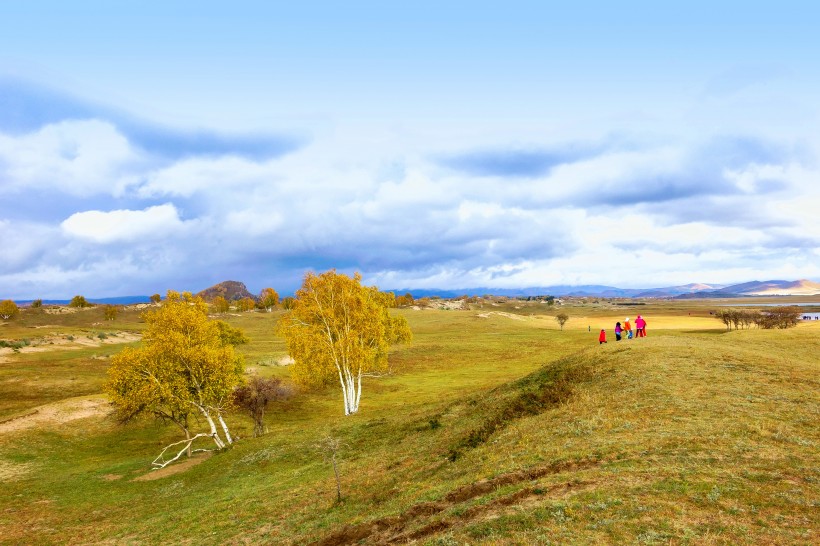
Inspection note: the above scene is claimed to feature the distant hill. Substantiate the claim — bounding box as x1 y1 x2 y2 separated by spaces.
396 279 820 299
727 279 820 296
673 279 820 299
196 280 256 302
395 283 727 299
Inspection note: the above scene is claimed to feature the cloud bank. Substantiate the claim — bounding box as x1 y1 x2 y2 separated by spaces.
1 78 819 299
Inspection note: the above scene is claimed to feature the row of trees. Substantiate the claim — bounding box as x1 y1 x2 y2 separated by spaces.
715 307 802 330
209 288 281 314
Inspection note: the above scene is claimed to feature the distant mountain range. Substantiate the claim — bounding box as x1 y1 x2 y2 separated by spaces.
11 279 819 305
15 296 152 306
396 279 820 299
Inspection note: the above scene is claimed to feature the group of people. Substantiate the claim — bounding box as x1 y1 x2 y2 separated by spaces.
599 315 647 344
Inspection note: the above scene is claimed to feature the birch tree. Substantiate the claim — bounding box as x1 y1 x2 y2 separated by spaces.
0 300 19 320
277 270 412 416
259 288 279 312
105 290 245 466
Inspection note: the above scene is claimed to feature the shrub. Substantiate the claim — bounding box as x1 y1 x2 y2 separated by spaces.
103 305 119 321
233 377 294 437
69 295 90 308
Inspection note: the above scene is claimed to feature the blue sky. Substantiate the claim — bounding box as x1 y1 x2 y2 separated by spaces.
1 1 819 298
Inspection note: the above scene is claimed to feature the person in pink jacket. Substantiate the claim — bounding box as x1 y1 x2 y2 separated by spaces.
635 315 647 337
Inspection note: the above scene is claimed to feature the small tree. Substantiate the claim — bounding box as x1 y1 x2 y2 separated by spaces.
555 312 569 331
315 434 347 503
277 270 412 415
150 293 162 304
0 300 19 320
259 288 279 312
395 292 414 307
715 309 733 331
758 306 801 329
31 299 43 309
212 295 230 314
233 377 293 437
236 297 256 312
215 320 250 346
281 296 296 310
103 305 119 321
69 295 90 308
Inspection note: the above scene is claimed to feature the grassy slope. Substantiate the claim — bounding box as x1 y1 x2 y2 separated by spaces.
0 303 817 545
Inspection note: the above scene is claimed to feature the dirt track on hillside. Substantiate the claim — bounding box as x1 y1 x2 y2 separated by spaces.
312 456 604 545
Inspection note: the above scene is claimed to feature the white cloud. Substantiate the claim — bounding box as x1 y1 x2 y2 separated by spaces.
0 120 140 196
61 203 189 243
136 156 279 198
224 209 284 236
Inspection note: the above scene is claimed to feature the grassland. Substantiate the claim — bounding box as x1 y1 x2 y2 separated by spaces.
0 299 818 544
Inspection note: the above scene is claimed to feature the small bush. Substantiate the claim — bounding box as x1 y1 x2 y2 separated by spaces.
69 295 91 308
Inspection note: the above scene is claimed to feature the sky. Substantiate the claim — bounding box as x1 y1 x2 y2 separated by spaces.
1 1 819 298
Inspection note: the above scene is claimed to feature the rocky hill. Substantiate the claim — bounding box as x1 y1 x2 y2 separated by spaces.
196 280 256 302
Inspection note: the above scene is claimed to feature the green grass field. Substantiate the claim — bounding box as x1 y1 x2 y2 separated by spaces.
0 301 818 544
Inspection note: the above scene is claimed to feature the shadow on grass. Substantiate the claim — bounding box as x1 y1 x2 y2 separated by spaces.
682 329 729 335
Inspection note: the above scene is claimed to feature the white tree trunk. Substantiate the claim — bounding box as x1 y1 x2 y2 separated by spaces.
217 412 233 445
197 405 225 449
354 369 362 413
336 364 350 415
340 366 359 415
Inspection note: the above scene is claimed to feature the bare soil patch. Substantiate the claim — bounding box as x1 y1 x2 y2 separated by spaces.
0 397 110 435
132 452 213 481
0 331 141 358
476 311 526 321
278 355 295 366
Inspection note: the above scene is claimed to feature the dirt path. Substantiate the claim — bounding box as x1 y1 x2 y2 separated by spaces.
0 397 110 435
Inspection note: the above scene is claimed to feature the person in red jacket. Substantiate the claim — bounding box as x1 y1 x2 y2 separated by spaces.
599 329 607 344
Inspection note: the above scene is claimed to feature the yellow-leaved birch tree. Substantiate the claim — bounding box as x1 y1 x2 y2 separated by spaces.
105 290 246 467
277 270 411 415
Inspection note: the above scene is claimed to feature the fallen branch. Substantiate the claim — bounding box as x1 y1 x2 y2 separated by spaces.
151 433 213 469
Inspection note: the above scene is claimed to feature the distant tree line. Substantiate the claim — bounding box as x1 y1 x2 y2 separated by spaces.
715 307 802 330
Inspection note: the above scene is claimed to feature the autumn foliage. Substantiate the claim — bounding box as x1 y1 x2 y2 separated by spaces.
259 288 279 311
0 300 19 320
105 291 245 454
277 270 412 415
